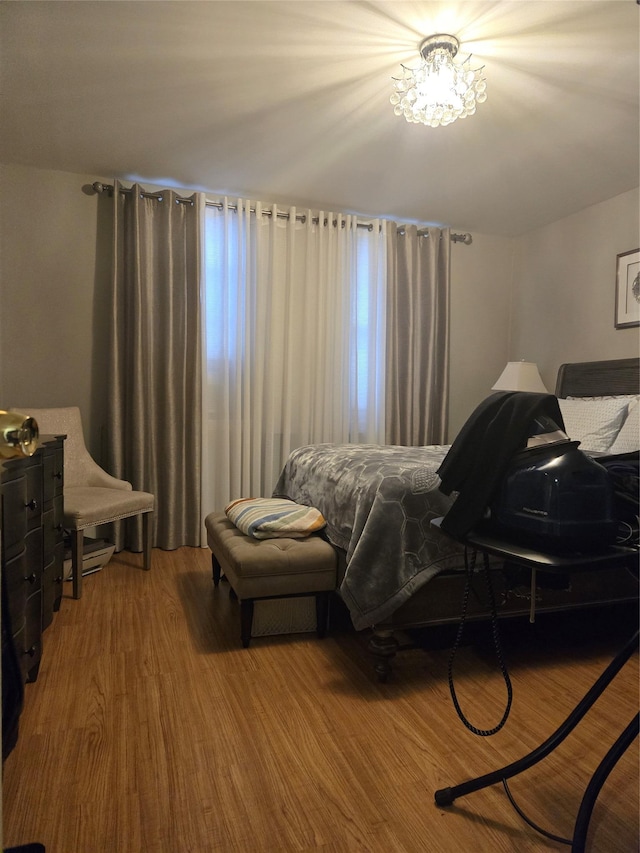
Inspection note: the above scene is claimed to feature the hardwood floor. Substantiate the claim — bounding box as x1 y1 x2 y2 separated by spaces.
3 547 638 852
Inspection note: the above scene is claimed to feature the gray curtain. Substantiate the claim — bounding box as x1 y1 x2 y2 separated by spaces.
385 225 450 446
107 181 204 549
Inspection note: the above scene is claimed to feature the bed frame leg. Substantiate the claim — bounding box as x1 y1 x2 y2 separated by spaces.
369 628 399 682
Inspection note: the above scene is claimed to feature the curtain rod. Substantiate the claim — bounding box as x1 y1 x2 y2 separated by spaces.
90 181 472 244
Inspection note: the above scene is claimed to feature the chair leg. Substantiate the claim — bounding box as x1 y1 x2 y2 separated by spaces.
240 599 254 648
212 554 221 586
316 592 330 638
71 529 83 600
142 511 153 570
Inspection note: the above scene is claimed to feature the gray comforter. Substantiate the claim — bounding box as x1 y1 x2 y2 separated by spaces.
273 443 464 630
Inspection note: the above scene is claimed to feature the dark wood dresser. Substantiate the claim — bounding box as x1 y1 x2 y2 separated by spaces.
1 434 65 683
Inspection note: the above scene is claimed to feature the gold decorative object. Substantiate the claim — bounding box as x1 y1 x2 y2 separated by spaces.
0 410 39 458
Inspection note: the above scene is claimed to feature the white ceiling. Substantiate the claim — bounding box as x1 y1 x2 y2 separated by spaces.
1 1 638 236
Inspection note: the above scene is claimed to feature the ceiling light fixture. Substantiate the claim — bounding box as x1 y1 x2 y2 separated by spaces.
391 34 487 128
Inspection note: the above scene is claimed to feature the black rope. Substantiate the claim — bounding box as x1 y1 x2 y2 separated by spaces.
502 779 572 845
447 546 513 736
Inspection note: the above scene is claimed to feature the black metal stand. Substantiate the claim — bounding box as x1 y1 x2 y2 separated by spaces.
435 630 639 852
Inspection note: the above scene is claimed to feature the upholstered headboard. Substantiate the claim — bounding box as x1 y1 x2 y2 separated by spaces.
555 357 640 398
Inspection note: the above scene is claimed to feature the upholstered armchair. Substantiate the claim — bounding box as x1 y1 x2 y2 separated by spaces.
12 407 154 599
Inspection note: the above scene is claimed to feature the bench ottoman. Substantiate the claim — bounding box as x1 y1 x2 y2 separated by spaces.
204 512 338 648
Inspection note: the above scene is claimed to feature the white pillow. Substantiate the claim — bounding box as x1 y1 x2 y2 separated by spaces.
609 403 640 454
557 398 630 453
567 394 639 404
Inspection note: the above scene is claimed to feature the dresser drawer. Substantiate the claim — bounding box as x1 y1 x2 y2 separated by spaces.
42 507 64 625
1 475 28 559
24 528 43 591
4 550 29 637
1 463 43 556
2 434 65 687
42 445 64 501
22 591 43 683
24 461 43 533
43 506 59 555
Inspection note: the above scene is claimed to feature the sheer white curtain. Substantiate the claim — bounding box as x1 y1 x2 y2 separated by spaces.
201 199 387 530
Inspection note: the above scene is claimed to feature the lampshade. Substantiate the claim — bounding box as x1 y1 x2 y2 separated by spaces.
492 361 548 392
390 34 487 128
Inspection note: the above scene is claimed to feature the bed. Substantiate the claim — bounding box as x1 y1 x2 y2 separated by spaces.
274 357 639 679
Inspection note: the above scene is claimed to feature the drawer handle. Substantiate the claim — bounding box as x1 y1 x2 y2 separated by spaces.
55 523 63 532
25 498 38 511
54 472 62 480
24 573 37 585
24 645 37 658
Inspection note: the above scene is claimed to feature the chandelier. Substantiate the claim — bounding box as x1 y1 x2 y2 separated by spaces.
391 34 487 128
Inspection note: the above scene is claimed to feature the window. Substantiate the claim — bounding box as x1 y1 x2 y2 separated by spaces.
201 201 387 510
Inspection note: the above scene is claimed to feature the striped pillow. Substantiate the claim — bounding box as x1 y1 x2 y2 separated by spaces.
225 497 326 539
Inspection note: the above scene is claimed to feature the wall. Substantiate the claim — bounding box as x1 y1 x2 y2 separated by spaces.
449 232 515 438
0 162 515 452
0 164 112 459
510 187 640 392
4 166 633 452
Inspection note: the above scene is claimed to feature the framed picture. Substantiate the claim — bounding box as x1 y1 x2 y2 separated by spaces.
615 248 640 329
